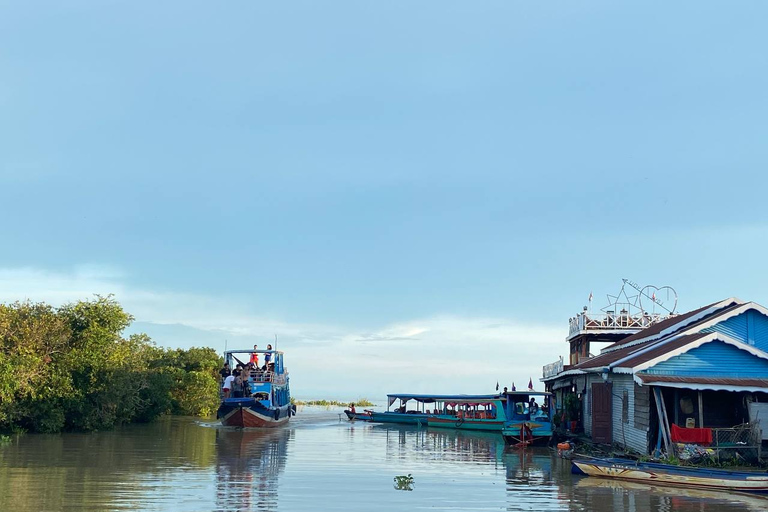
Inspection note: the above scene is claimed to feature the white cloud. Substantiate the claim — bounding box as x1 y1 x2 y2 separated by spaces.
0 266 568 399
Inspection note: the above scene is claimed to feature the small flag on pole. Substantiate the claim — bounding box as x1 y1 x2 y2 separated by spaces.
512 382 516 391
528 377 534 391
588 291 593 302
495 381 499 391
651 292 656 302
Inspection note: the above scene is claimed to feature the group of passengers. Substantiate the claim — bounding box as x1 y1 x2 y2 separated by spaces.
219 344 275 399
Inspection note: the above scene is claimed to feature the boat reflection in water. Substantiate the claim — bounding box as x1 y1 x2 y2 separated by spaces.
573 477 768 512
215 427 292 512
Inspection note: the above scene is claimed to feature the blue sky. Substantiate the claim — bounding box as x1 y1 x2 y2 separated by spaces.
2 1 767 398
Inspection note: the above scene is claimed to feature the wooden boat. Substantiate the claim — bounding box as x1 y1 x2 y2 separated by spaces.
376 394 502 427
500 392 554 446
571 457 768 494
216 349 296 428
343 409 374 421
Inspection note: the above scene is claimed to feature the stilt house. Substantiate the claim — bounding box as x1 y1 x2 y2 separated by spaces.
543 296 768 455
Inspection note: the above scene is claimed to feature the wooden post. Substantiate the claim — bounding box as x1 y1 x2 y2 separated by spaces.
698 391 704 428
653 387 672 457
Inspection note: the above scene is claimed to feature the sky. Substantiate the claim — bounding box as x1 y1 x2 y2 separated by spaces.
1 1 768 399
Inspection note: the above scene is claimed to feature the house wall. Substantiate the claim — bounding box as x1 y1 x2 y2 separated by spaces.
701 309 768 351
644 341 768 377
607 374 649 454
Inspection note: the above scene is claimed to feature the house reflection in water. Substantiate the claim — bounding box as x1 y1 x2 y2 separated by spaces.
215 428 292 512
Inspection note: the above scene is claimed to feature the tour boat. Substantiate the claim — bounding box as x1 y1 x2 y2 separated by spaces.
216 349 296 428
571 457 768 494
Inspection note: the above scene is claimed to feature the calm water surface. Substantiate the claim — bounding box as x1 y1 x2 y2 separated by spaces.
1 407 766 511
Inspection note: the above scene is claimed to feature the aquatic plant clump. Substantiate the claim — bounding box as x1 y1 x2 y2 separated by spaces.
292 398 374 407
393 474 414 491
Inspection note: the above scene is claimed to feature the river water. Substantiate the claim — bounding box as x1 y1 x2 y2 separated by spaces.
0 407 766 511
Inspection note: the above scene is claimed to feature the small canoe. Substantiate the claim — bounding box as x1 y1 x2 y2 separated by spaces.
344 410 374 421
572 457 768 494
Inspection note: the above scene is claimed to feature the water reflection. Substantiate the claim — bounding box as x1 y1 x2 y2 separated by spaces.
1 413 766 511
215 428 292 512
572 477 768 512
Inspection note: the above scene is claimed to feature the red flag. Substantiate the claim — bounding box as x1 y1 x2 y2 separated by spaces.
528 378 533 391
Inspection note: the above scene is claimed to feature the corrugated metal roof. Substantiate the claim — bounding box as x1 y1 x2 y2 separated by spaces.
637 375 768 388
602 299 742 351
616 332 710 368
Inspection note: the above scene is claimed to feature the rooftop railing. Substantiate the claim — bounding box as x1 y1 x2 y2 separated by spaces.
568 311 673 338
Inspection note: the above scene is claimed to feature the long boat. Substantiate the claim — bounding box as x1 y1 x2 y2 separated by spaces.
371 392 554 438
571 457 768 494
216 349 296 428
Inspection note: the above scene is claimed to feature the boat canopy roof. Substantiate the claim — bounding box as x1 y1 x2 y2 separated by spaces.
224 349 283 355
386 394 501 406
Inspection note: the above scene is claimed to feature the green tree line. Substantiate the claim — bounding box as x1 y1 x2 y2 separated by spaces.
0 296 221 433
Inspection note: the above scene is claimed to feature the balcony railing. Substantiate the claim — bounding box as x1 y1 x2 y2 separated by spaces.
568 311 673 337
543 356 564 379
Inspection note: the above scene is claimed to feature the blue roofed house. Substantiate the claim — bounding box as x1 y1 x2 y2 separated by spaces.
543 298 768 456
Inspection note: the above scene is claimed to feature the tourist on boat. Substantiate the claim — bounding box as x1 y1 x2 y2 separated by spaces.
250 344 259 366
232 375 245 398
529 397 538 412
503 387 508 394
222 374 235 399
265 344 273 365
233 364 243 379
219 363 231 383
241 375 252 397
349 403 356 414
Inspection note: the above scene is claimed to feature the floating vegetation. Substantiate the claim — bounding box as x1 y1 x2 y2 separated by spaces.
0 435 11 444
393 474 414 491
292 398 374 407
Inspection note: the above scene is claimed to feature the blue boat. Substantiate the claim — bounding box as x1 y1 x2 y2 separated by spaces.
572 457 768 494
216 349 296 428
500 391 555 445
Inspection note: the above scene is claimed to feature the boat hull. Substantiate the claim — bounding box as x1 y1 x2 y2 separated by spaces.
501 420 553 445
217 399 294 428
370 411 430 425
344 410 374 421
571 458 768 494
427 416 505 432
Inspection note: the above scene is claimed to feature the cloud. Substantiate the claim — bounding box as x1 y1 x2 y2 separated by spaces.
0 265 568 399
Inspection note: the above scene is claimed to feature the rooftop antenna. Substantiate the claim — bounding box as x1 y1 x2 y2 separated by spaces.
274 334 278 352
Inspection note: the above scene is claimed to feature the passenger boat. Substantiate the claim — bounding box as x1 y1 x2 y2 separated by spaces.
571 457 768 494
370 394 504 426
500 391 555 445
426 395 507 432
216 349 296 428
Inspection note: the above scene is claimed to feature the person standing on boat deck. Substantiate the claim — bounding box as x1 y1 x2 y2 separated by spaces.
222 374 235 399
264 344 273 366
250 345 259 367
219 363 231 384
233 364 243 379
232 375 244 398
529 397 538 412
